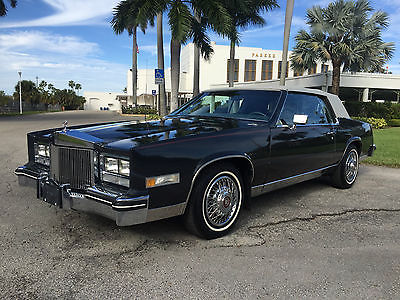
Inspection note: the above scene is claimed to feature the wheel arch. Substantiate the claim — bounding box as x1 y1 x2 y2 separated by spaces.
340 137 362 163
183 154 254 211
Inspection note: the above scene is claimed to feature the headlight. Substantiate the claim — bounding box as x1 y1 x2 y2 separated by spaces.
101 156 130 187
105 157 118 173
34 143 50 166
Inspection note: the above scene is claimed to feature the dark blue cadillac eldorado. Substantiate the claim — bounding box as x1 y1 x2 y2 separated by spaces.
15 87 375 238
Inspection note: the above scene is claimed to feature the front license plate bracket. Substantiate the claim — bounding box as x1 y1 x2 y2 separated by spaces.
41 181 62 207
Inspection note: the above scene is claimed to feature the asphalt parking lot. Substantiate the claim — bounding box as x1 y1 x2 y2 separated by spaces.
1 111 400 299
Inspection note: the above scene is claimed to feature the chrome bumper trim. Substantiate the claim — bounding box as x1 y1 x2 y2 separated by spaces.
15 164 185 226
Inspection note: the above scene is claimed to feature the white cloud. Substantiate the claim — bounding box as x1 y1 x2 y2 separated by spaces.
0 31 99 56
0 31 127 94
139 44 170 58
0 0 119 28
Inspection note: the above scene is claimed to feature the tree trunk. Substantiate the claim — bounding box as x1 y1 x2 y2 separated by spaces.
132 27 138 105
228 40 236 87
157 13 167 116
193 11 201 97
170 38 181 112
331 59 341 95
193 43 200 96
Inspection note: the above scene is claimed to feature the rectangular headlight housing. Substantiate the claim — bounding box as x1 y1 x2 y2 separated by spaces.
101 156 130 187
146 173 180 189
34 143 50 166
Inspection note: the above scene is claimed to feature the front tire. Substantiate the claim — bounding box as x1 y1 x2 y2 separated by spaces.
331 145 359 189
184 163 243 239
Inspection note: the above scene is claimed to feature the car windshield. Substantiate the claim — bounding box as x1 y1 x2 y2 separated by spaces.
173 90 282 121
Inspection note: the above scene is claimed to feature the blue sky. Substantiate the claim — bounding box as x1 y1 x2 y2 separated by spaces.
0 0 399 94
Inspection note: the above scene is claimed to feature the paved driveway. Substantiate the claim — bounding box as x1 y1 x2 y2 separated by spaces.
1 111 399 299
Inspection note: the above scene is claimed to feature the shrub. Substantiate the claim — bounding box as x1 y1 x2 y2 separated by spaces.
352 117 387 129
387 119 400 127
145 114 161 120
344 101 400 120
122 105 158 115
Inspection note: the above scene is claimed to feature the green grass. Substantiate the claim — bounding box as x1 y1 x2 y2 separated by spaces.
0 110 60 117
364 127 400 168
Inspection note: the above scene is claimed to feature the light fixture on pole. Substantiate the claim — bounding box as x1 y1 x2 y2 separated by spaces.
18 71 23 115
280 0 295 86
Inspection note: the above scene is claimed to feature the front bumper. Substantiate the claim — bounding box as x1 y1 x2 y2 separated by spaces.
15 165 149 226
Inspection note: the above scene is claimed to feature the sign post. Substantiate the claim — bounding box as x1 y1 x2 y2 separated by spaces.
152 89 157 109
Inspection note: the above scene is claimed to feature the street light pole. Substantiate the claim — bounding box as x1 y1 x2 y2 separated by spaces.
18 71 23 115
280 0 295 86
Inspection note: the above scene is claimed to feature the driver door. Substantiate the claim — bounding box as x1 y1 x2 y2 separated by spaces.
267 92 336 182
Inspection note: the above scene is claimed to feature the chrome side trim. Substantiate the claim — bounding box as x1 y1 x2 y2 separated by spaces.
251 165 337 197
184 154 255 209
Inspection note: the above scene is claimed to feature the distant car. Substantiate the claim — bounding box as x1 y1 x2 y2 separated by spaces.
15 87 375 239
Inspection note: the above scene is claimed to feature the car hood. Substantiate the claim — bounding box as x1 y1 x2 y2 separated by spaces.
57 116 262 151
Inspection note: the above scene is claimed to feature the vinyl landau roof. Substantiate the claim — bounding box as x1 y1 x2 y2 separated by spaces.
203 86 350 119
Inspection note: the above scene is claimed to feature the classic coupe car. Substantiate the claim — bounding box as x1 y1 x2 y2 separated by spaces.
15 87 375 238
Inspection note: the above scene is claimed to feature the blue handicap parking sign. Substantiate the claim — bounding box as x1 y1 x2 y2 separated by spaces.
155 69 164 84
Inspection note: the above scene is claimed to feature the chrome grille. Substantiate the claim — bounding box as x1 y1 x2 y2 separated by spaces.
51 146 93 189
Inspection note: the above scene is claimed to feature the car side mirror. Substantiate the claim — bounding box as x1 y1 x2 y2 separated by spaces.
293 114 308 125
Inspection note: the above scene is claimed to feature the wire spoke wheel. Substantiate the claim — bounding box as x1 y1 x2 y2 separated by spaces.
345 149 359 184
203 174 240 229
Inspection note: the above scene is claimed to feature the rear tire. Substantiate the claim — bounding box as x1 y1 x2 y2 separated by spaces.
184 163 243 239
331 145 359 189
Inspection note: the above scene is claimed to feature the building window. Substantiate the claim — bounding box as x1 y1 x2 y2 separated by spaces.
309 64 317 74
278 61 289 79
227 59 239 82
321 64 329 73
244 60 257 82
261 60 273 80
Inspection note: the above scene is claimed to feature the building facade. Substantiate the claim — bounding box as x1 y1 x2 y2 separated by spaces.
121 42 399 108
129 42 332 99
84 92 127 111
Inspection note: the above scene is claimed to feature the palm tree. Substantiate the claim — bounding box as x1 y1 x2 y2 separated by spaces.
111 0 154 106
75 83 82 96
0 0 16 16
290 0 394 95
219 0 278 87
68 80 75 91
168 0 231 111
192 10 201 97
157 12 167 116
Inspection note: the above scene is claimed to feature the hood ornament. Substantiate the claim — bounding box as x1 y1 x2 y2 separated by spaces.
63 120 68 133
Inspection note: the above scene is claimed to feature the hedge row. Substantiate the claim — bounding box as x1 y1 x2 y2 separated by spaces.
122 105 158 115
344 101 400 120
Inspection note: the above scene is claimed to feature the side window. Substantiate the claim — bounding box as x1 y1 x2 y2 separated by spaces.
278 93 333 126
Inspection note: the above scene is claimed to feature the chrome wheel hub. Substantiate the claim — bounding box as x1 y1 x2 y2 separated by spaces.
345 150 358 184
204 175 239 228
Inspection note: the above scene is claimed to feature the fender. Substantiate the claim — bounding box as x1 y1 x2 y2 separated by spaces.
184 153 254 207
